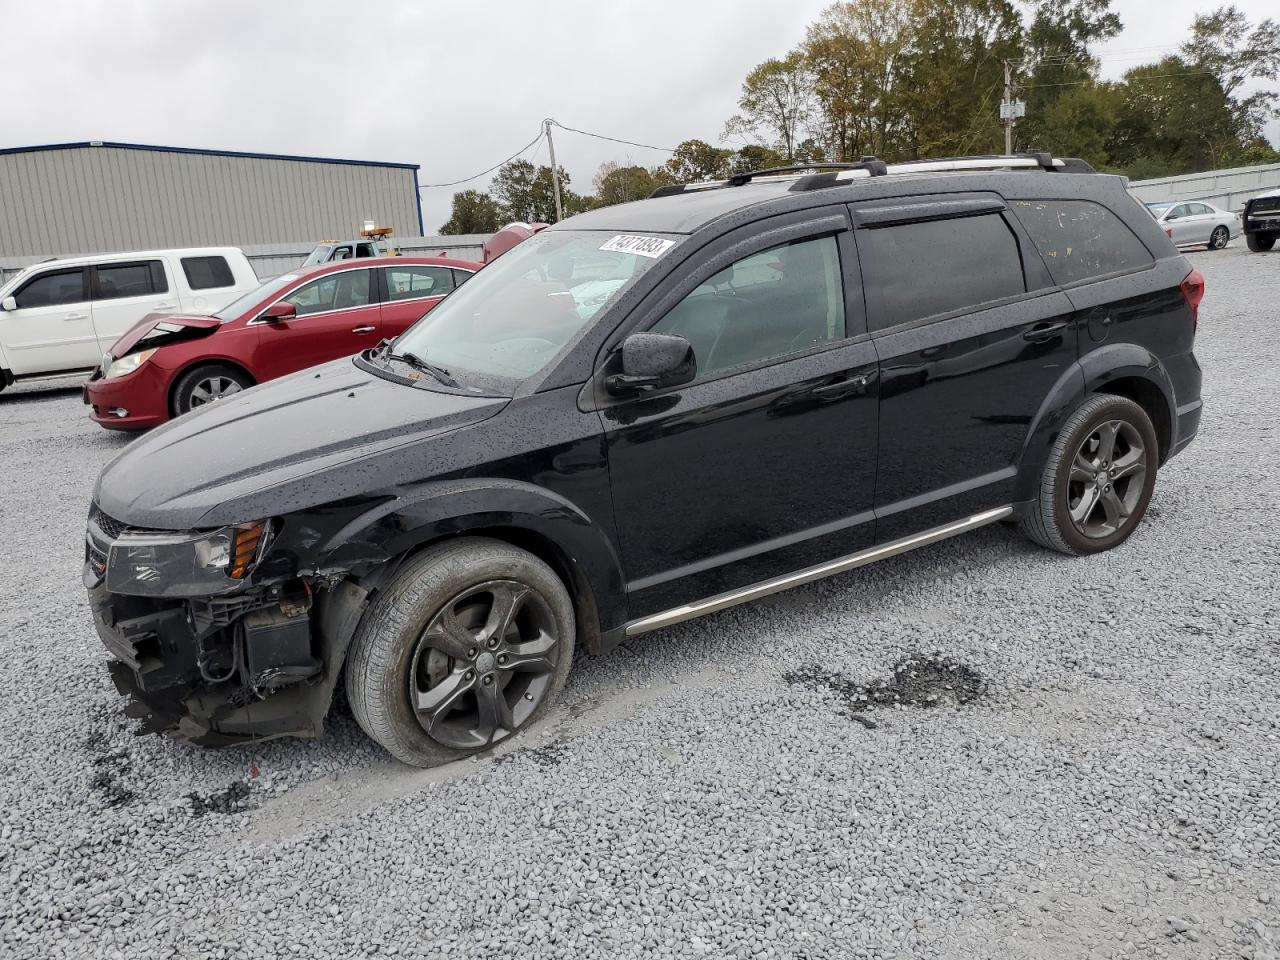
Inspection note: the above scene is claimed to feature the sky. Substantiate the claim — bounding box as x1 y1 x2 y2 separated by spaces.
1 0 1277 234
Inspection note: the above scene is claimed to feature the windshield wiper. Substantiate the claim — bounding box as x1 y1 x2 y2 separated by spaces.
379 345 459 388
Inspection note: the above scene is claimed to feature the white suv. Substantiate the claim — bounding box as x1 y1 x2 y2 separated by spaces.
0 247 258 391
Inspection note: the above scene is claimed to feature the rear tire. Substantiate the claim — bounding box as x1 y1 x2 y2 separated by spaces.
1020 395 1158 556
345 538 576 767
1208 226 1229 250
1247 231 1276 252
171 364 252 416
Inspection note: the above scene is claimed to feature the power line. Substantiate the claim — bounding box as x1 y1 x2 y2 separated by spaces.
549 120 677 154
1024 70 1220 90
419 129 545 188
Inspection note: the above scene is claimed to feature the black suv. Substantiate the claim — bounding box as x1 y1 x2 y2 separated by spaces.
86 153 1204 766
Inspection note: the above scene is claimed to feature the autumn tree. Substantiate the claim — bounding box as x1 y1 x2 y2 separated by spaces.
722 53 816 160
439 190 503 235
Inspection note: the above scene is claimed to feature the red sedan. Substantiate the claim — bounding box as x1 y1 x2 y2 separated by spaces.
85 256 480 430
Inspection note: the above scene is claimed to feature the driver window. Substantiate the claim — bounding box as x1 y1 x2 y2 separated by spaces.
281 270 371 316
650 235 845 379
1169 204 1190 219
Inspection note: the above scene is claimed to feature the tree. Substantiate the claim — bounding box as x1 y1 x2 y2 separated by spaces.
439 190 503 235
1180 5 1280 146
727 145 786 174
592 161 662 207
722 53 816 160
663 139 733 182
490 159 585 224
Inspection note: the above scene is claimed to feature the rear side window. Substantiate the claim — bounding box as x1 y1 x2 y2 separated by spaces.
95 261 167 300
384 265 455 301
1012 200 1154 286
13 268 86 308
181 256 235 290
860 214 1025 332
452 269 474 287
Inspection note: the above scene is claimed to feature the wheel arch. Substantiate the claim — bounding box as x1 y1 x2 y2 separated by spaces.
1016 343 1177 501
167 356 257 415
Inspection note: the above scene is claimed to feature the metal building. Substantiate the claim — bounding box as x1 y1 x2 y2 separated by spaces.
0 141 424 262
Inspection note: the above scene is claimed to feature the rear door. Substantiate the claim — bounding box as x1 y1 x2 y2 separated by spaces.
853 195 1079 540
600 211 880 619
0 266 96 374
250 266 381 379
378 263 457 337
90 259 177 348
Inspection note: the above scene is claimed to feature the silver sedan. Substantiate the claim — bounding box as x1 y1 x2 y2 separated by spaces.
1146 200 1238 251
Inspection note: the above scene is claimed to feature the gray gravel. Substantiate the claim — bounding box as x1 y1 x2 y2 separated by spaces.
1 246 1278 959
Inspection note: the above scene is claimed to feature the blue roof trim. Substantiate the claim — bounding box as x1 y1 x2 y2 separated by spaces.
0 140 420 171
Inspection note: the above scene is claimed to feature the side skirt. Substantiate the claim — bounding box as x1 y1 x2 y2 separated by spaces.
622 505 1013 638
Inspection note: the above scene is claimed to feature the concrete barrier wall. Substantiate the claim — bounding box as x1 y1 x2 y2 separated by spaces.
1127 162 1280 213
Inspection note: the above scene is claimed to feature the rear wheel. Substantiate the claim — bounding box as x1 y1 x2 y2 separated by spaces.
1208 225 1230 250
345 538 576 767
1247 231 1277 252
172 364 252 416
1020 395 1158 556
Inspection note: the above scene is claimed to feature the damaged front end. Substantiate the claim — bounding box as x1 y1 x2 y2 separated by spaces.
84 504 372 745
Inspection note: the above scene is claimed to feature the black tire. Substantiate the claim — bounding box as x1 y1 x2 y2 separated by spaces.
345 537 576 767
1246 231 1276 253
1208 225 1230 251
171 363 252 416
1020 395 1159 556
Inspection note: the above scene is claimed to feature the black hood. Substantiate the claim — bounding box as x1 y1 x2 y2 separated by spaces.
94 358 507 529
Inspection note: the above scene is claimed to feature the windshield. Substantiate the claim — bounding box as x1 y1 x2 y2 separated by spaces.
213 274 299 320
389 230 676 386
301 244 334 266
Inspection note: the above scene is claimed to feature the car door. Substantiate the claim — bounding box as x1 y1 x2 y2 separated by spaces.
250 267 381 380
0 266 97 375
378 264 456 337
599 211 880 620
1165 203 1197 245
853 196 1079 541
89 259 177 350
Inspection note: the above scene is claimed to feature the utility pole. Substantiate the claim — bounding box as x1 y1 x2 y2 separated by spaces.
544 118 564 223
999 60 1025 156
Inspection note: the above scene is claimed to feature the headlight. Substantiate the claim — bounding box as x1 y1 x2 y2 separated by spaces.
104 348 157 379
106 520 272 597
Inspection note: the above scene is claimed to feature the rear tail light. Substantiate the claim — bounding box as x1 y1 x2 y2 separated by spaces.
1165 228 1173 238
1181 268 1205 327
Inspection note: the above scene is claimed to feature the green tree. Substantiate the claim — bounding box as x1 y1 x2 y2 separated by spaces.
1108 58 1239 173
490 159 585 223
663 139 733 182
1180 5 1280 146
592 161 661 206
727 144 786 174
722 53 816 160
439 189 503 235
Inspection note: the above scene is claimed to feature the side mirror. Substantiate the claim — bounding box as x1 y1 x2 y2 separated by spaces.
1165 211 1180 221
605 333 696 395
0 296 15 312
260 302 296 322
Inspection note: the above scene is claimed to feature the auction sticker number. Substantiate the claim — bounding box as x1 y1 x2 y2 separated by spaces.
599 235 675 258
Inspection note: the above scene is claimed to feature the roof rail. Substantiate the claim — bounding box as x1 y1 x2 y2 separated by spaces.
648 151 1096 199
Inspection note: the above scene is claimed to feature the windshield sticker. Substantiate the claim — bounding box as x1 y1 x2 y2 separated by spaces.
599 235 675 258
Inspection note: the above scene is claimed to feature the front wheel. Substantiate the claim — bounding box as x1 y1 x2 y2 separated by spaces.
1208 225 1230 250
1247 231 1277 252
1020 395 1159 556
345 538 576 767
172 363 252 415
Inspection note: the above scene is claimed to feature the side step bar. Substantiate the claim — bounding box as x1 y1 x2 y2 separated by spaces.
623 505 1013 637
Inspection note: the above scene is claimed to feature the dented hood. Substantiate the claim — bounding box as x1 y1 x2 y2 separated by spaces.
93 357 508 529
110 313 222 358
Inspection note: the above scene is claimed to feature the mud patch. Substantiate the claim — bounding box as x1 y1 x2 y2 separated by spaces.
89 750 136 808
784 653 986 727
187 780 252 817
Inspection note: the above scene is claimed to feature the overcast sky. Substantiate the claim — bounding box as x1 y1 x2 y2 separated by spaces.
2 0 1277 233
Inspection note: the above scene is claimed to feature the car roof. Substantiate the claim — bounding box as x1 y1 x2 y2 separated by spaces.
290 255 482 281
554 165 1123 236
21 246 246 268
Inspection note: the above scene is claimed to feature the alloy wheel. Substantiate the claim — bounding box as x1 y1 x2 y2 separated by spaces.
1066 419 1148 539
189 376 243 406
407 580 561 749
1210 226 1229 250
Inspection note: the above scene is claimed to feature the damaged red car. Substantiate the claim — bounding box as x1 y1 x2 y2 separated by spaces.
84 256 481 429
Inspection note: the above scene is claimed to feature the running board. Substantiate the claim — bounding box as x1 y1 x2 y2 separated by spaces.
623 505 1013 637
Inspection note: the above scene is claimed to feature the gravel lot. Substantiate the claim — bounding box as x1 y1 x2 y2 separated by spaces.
1 247 1277 960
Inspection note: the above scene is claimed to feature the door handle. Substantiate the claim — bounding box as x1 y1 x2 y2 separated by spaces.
1022 321 1068 343
352 326 376 334
154 302 176 310
63 313 89 321
812 374 870 398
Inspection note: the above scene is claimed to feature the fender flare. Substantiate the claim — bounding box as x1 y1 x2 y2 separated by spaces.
312 477 627 654
1015 342 1176 502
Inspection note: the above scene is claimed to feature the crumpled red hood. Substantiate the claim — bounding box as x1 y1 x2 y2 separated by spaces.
109 313 222 359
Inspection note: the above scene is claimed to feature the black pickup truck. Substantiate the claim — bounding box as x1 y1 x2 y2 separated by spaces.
1243 188 1280 252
